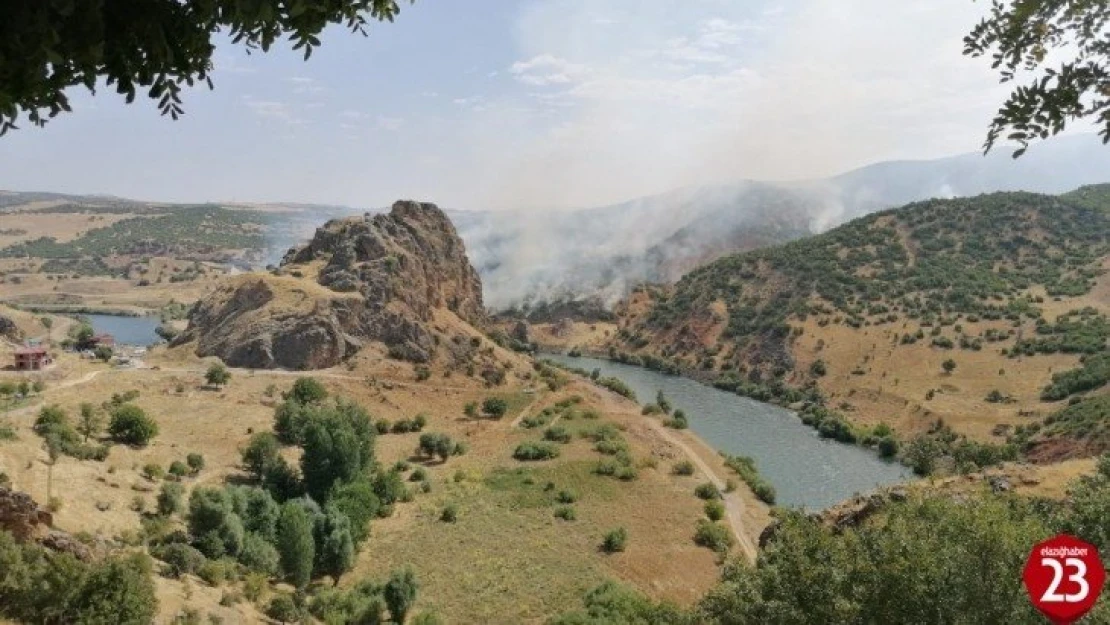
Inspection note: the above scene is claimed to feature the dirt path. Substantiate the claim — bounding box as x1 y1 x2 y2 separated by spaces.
642 417 758 562
589 386 759 563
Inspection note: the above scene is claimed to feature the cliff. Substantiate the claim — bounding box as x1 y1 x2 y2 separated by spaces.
177 201 485 369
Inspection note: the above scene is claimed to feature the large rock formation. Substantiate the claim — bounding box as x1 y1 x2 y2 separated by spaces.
177 201 485 369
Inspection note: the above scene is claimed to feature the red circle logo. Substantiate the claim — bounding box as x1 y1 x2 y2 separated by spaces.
1023 535 1106 624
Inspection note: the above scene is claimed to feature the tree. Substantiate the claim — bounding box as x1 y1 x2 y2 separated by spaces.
77 403 101 442
108 404 159 446
286 377 328 405
601 527 628 553
0 1 413 135
384 568 419 624
277 502 316 590
157 482 186 517
187 488 244 559
66 554 158 625
964 2 1110 154
43 434 62 502
301 410 367 502
315 505 356 580
242 432 281 479
329 478 380 544
93 345 113 362
942 359 957 375
186 453 205 474
205 363 231 388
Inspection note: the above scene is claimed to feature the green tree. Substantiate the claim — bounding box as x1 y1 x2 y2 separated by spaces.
205 362 231 387
77 403 101 442
964 1 1110 154
942 358 957 374
241 432 281 479
286 377 328 404
315 505 356 580
93 345 113 362
186 488 244 559
384 568 419 624
277 502 316 590
0 1 413 134
108 404 158 446
186 452 205 474
66 554 158 625
157 482 186 517
329 478 380 544
301 410 367 502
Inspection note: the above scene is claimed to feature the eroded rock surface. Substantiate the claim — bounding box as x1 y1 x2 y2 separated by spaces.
178 201 485 369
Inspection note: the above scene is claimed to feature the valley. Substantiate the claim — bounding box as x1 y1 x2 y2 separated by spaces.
1 162 1109 624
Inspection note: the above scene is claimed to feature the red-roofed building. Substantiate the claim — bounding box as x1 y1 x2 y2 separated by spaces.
89 334 115 348
14 347 52 371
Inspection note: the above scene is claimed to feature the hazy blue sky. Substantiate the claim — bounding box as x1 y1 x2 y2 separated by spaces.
0 0 1073 210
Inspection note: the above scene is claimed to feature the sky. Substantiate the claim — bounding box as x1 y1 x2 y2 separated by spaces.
0 0 1044 211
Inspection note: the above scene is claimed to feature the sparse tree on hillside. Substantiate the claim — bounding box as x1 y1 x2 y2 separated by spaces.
482 397 508 419
205 362 231 388
108 404 158 447
0 1 414 134
384 568 419 624
965 1 1110 154
77 402 101 442
942 359 957 375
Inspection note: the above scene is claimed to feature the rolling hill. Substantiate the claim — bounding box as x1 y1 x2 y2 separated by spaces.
605 185 1110 470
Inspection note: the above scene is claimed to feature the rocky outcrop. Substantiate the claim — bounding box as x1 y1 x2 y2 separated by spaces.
0 486 92 560
0 485 52 541
178 201 485 369
0 313 21 340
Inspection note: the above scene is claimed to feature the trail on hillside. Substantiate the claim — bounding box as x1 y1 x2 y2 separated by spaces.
590 387 758 563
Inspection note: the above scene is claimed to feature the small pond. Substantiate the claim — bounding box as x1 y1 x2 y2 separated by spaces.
86 314 162 347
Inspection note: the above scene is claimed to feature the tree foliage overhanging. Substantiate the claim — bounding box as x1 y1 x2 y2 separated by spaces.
0 0 411 134
965 0 1110 155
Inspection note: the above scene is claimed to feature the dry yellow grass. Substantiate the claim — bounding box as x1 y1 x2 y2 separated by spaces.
0 334 768 622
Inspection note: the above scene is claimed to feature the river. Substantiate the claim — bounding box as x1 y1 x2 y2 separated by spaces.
544 353 912 510
86 314 162 346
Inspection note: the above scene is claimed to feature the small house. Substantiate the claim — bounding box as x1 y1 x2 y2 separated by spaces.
89 334 115 348
14 347 52 371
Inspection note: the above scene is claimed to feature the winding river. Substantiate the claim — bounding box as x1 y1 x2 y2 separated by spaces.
545 353 913 510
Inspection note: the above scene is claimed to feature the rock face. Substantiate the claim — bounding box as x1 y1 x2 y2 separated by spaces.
0 314 21 340
178 201 485 369
0 485 52 541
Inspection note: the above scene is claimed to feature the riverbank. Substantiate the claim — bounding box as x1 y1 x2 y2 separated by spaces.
544 352 913 510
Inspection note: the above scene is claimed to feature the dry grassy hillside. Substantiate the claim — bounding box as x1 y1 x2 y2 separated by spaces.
602 188 1110 474
0 321 767 622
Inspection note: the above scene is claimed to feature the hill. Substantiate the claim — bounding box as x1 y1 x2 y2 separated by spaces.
175 201 486 370
606 187 1110 469
463 134 1110 310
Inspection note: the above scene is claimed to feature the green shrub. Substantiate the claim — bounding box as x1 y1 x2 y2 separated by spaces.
482 397 509 418
556 489 578 504
704 499 725 521
440 504 458 523
152 542 206 578
513 441 560 461
693 520 733 553
672 461 696 476
554 506 576 521
168 460 189 478
601 527 628 553
543 426 572 443
694 482 721 500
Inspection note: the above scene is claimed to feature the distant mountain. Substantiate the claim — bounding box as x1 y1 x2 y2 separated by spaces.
459 133 1110 310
